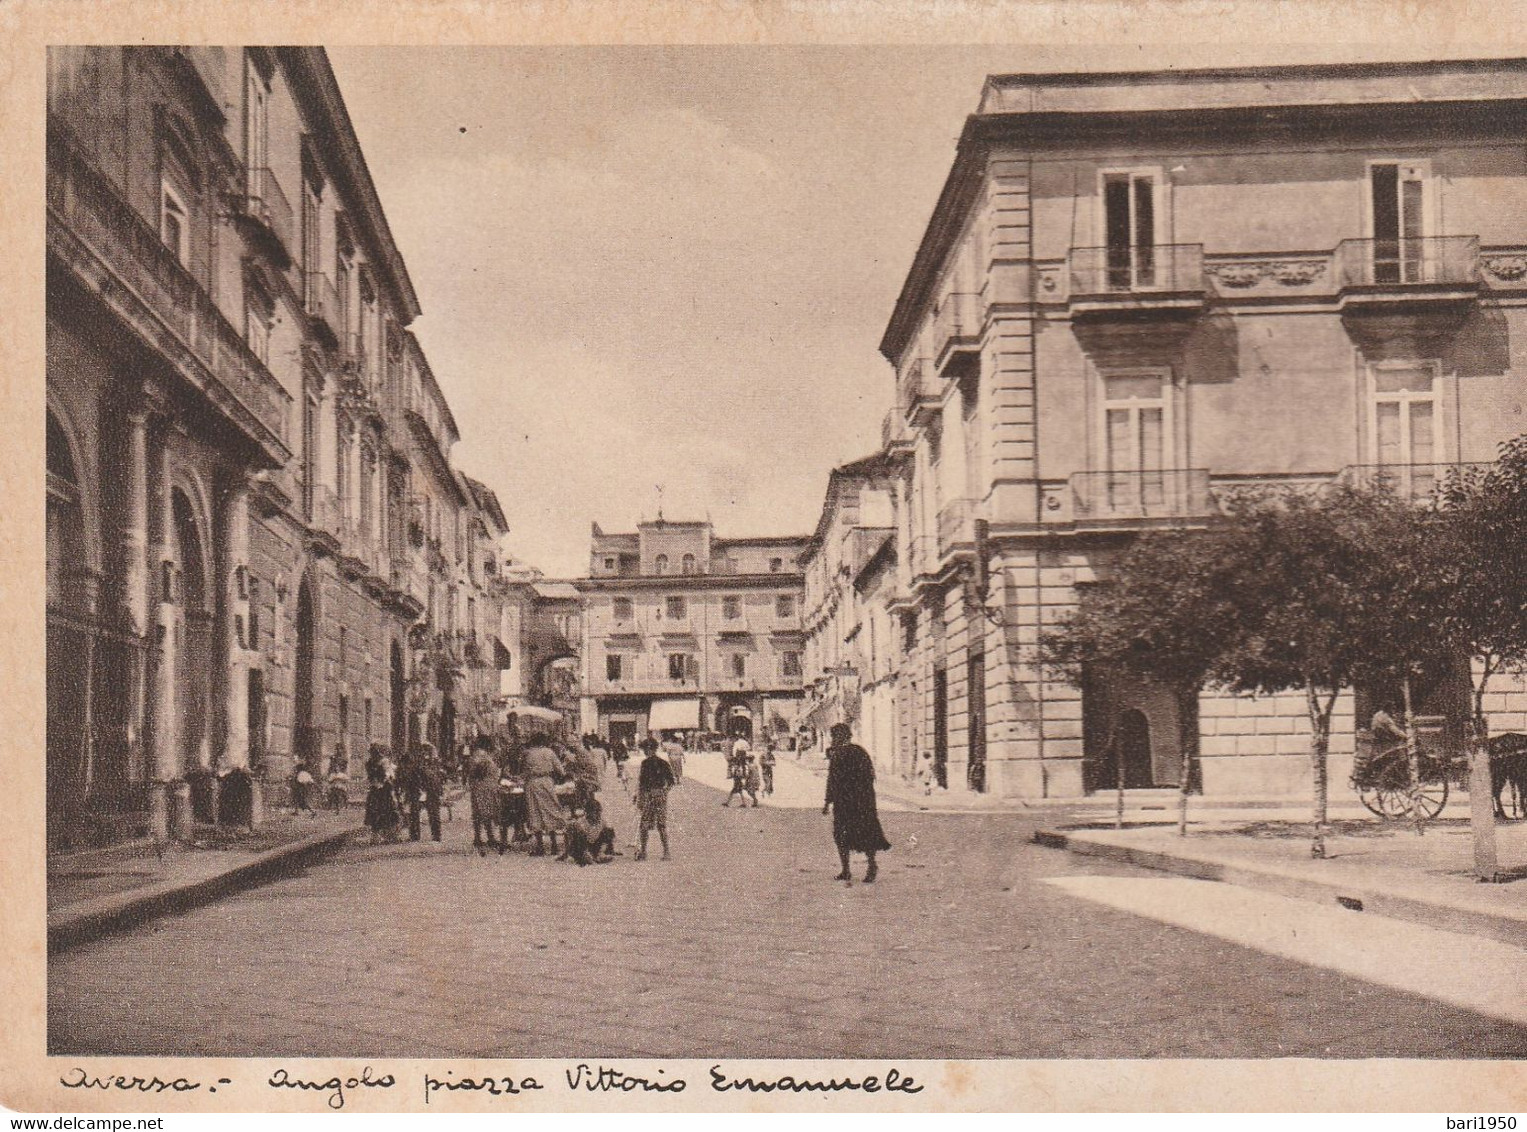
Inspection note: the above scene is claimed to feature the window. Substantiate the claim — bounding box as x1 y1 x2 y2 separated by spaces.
364 698 373 741
666 595 686 620
1368 161 1431 283
335 422 350 511
302 391 319 516
681 553 696 575
245 304 270 365
730 654 746 678
1101 371 1172 513
1101 169 1160 289
245 59 269 193
606 654 623 682
781 651 802 678
1369 361 1441 498
604 557 616 571
613 597 633 621
654 553 668 575
160 180 189 266
769 557 783 573
668 653 692 681
722 596 741 620
248 577 261 649
775 594 795 619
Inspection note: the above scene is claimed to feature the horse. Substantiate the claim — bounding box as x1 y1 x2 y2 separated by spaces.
1487 733 1527 819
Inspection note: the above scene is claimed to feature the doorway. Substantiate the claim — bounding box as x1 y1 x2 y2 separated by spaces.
966 649 987 793
1369 162 1428 283
1117 708 1155 788
294 575 319 769
390 640 406 758
932 667 949 789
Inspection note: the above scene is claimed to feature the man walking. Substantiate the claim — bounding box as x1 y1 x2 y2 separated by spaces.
467 736 501 855
760 742 776 796
635 736 675 861
822 722 891 884
405 741 446 842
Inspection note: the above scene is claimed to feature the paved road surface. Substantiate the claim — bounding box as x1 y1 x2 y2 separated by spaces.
49 768 1527 1059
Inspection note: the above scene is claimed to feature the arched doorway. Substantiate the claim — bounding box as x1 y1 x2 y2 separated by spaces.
390 640 407 758
171 488 214 821
294 575 320 773
1117 708 1155 788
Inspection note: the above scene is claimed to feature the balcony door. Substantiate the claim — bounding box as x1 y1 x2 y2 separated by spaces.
1102 170 1160 290
1101 371 1174 515
1369 361 1442 499
1368 162 1431 284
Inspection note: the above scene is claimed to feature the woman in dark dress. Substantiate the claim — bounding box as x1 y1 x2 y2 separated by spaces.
822 722 890 884
363 743 400 843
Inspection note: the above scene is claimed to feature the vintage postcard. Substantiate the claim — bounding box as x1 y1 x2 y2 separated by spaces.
4 0 1527 1116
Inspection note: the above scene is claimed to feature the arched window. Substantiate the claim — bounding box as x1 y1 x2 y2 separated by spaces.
681 553 696 575
654 553 668 575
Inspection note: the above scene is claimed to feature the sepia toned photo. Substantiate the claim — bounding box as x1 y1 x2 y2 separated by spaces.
10 5 1527 1113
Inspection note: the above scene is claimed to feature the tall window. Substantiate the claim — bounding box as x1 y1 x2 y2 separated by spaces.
681 553 696 575
160 181 189 266
654 553 669 575
302 182 321 287
606 654 623 682
1102 371 1171 513
1370 361 1441 498
775 594 795 619
613 597 633 621
302 391 319 516
335 421 350 513
730 654 746 679
665 595 686 620
769 557 783 573
781 651 802 678
244 60 269 193
245 304 270 365
1369 161 1430 283
668 653 692 681
722 596 741 620
1101 170 1159 289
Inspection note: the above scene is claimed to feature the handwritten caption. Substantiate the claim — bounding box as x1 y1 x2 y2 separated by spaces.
62 1063 924 1108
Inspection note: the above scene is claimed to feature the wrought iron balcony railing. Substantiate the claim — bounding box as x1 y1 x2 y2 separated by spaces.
1068 243 1205 296
1335 236 1479 289
1338 461 1493 504
1070 468 1214 521
47 129 291 448
246 166 295 260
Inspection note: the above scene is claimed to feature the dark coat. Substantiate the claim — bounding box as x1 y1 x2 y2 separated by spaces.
824 742 890 852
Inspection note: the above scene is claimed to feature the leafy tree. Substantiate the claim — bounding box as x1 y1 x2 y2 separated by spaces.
1214 486 1417 858
1039 526 1250 836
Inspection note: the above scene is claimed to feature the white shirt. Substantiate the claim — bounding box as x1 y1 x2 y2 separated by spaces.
732 738 751 758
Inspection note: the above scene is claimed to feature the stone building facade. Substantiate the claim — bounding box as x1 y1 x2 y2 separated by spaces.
45 47 515 851
578 521 808 747
872 58 1527 800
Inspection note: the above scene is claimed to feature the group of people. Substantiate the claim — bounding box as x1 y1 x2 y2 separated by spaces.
348 716 683 867
720 735 776 808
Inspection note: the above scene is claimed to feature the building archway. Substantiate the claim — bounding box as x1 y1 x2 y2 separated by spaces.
46 409 93 847
171 486 216 819
1117 708 1155 788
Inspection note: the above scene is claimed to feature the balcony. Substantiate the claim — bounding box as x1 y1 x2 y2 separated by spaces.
304 270 341 348
306 486 343 554
388 562 428 616
906 534 940 580
898 358 940 425
1335 235 1480 321
48 129 292 456
243 167 295 268
1066 244 1206 320
1338 461 1492 505
937 498 982 555
1070 469 1214 524
933 291 981 374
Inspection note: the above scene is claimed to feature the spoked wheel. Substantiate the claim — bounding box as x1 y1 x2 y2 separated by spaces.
1359 781 1412 819
1407 776 1449 821
1498 780 1527 821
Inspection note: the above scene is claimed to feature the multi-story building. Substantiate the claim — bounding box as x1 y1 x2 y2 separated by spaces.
45 46 517 851
879 59 1527 800
798 454 898 763
577 520 808 748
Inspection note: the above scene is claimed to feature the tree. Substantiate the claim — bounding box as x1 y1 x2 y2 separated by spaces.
1039 526 1251 836
1214 486 1416 858
1428 437 1527 880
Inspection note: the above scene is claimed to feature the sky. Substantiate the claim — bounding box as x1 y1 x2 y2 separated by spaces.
326 43 1503 578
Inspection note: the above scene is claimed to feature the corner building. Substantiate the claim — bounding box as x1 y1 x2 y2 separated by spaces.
880 59 1527 800
46 47 514 850
577 521 808 746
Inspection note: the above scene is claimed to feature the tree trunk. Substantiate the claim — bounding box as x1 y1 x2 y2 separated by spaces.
1305 684 1332 859
1402 674 1425 836
1467 669 1500 882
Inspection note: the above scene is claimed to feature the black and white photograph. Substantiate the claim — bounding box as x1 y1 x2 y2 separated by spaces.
10 1 1527 1114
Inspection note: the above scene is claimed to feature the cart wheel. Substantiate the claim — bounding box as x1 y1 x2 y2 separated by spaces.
1409 776 1448 821
1359 784 1398 819
1497 780 1526 821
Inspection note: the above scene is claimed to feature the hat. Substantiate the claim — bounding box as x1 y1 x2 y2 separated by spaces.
830 722 852 744
639 736 659 752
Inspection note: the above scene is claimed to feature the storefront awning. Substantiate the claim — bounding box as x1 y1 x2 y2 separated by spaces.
648 698 701 732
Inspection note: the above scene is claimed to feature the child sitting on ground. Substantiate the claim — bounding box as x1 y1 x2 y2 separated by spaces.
559 798 616 866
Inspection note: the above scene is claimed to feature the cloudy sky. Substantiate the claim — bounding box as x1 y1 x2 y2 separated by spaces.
326 43 1488 577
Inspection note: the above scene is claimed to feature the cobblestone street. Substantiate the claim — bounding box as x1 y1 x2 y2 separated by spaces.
49 758 1527 1059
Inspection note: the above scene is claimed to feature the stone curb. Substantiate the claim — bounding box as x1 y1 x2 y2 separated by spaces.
48 826 358 953
1033 827 1527 950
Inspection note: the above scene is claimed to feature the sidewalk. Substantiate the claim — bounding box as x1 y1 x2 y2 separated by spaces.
47 808 360 952
1036 811 1527 948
